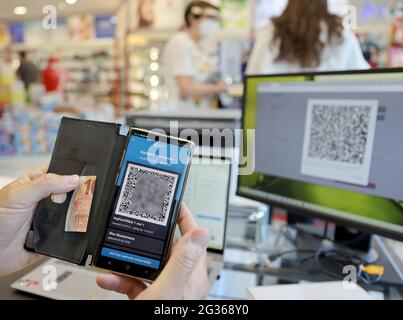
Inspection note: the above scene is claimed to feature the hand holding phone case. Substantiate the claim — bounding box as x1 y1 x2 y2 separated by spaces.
25 117 127 265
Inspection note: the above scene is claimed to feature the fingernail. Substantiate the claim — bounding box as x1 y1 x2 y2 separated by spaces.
67 175 80 185
98 274 120 290
190 229 210 252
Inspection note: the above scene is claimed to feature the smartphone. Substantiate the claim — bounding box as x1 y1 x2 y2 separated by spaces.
93 128 194 281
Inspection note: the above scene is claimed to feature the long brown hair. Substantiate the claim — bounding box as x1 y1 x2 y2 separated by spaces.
271 0 343 68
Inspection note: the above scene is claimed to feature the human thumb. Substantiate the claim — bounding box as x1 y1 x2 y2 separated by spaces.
149 228 210 299
18 173 80 206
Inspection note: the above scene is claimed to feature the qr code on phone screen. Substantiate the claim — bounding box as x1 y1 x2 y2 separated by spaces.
306 101 374 165
115 163 178 226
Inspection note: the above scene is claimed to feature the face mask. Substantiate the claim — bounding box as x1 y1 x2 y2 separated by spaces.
198 19 220 39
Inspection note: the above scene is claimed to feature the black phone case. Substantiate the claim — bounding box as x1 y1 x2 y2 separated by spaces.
25 117 127 265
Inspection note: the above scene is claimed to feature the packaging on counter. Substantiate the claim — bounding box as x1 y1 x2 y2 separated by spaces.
14 111 62 155
0 127 15 156
0 110 62 156
0 93 116 157
0 108 16 156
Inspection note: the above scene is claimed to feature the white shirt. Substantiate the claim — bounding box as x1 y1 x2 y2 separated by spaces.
247 21 370 75
162 31 215 109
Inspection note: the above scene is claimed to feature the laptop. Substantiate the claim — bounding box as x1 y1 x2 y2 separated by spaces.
183 154 232 285
11 258 127 300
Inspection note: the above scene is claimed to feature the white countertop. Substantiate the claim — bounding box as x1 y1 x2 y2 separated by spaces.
125 107 242 120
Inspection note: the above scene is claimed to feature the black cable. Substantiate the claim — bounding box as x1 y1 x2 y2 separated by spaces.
313 248 382 285
338 231 371 247
270 247 383 285
266 249 316 263
298 253 317 265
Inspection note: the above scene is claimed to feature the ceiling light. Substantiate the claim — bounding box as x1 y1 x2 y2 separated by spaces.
14 6 27 15
65 0 77 5
150 62 159 72
150 75 159 87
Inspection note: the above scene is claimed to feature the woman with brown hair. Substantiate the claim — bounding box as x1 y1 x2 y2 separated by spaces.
247 0 369 74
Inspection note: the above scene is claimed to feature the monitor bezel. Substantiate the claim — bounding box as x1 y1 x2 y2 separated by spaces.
237 67 403 242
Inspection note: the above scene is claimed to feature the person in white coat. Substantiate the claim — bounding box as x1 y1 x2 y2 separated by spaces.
162 0 225 109
247 0 370 75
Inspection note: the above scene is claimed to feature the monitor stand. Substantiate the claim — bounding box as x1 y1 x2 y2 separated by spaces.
288 212 379 263
293 223 379 264
330 226 379 263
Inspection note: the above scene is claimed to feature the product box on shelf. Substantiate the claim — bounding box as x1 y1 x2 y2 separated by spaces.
0 108 15 156
0 109 62 157
13 111 61 156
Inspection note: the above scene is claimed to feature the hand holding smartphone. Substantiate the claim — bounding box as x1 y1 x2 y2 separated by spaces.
24 119 194 282
93 128 194 281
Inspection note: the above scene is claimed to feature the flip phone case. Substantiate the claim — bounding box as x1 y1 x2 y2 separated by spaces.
25 117 127 265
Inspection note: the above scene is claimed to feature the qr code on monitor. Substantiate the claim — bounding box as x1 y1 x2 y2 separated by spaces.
115 163 178 226
306 100 377 165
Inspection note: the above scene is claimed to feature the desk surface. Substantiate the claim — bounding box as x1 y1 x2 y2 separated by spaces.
1 228 402 300
1 157 402 300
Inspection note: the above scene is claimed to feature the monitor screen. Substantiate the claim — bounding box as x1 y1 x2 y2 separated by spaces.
238 69 403 241
183 157 231 251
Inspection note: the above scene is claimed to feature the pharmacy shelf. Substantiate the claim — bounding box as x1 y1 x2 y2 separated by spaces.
126 29 250 47
6 39 115 52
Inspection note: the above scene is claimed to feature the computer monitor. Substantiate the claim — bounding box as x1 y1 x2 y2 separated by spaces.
238 68 403 242
183 155 231 252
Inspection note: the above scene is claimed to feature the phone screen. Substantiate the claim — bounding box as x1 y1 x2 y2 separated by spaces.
94 129 193 280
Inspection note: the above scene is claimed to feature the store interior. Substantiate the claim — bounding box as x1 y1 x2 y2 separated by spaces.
0 0 403 300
